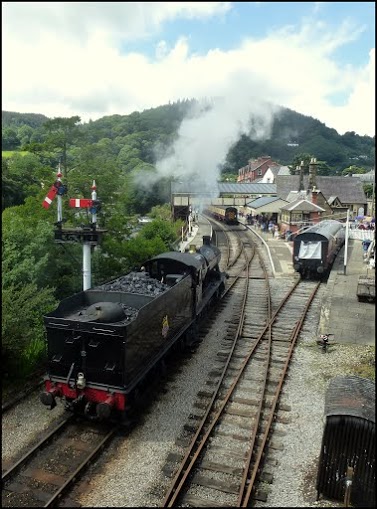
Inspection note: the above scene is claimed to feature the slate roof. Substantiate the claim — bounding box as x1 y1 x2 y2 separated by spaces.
171 181 219 194
327 196 338 205
352 171 375 182
248 157 272 171
275 175 366 204
280 199 326 212
171 181 277 195
218 183 277 194
247 196 284 208
277 165 291 175
286 190 307 202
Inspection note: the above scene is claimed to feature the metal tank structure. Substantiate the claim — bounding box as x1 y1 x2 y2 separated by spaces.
316 375 375 507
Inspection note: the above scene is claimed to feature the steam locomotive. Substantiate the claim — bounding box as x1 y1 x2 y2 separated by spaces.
204 205 238 225
293 220 345 279
40 236 226 422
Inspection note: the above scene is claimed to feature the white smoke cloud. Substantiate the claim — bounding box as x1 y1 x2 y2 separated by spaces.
154 85 280 197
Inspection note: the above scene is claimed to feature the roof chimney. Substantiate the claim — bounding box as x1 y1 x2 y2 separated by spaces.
308 157 317 190
298 161 304 192
311 186 318 205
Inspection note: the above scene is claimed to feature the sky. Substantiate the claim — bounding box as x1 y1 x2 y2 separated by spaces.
2 2 375 138
2 2 375 190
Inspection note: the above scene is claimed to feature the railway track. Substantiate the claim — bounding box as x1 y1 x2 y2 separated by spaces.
160 226 320 507
2 416 119 507
2 380 45 414
3 220 319 508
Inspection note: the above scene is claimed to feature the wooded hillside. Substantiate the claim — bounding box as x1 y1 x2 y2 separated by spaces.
2 102 375 173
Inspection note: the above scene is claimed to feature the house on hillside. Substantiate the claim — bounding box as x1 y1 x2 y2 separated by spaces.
237 156 281 182
258 165 291 184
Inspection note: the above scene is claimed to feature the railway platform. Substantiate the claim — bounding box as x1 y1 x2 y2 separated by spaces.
243 223 295 277
188 215 374 346
239 218 375 345
178 214 213 252
319 239 375 346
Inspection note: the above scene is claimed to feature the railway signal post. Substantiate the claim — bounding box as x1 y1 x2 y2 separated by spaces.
43 169 106 291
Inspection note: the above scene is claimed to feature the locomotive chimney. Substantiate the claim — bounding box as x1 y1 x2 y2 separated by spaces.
308 157 318 190
202 235 211 246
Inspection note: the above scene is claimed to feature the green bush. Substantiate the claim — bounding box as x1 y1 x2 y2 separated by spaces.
2 283 57 378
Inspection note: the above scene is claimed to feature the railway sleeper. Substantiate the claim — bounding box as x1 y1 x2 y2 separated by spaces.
213 429 284 451
208 446 280 467
191 472 240 494
182 493 230 507
4 483 53 504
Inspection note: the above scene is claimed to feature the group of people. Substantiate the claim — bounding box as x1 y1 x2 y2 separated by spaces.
245 214 280 238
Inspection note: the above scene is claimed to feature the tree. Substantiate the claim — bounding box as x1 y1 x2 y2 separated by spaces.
17 125 34 146
2 127 20 150
220 172 238 182
2 283 57 378
363 183 374 198
43 116 82 173
341 165 367 176
2 153 54 210
149 203 173 222
2 157 25 209
289 153 312 174
140 218 177 247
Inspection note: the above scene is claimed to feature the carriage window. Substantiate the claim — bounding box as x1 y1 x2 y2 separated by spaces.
299 241 322 259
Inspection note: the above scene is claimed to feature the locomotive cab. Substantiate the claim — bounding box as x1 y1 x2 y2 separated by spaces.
165 274 185 287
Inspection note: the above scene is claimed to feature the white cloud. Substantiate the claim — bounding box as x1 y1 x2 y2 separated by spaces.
2 2 232 45
2 2 375 137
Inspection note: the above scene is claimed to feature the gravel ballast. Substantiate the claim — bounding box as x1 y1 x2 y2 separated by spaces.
2 282 374 507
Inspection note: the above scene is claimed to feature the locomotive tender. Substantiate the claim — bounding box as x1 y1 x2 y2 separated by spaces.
293 220 345 278
40 236 226 422
204 205 238 225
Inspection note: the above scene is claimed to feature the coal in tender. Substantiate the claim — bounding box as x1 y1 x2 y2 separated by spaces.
96 272 168 296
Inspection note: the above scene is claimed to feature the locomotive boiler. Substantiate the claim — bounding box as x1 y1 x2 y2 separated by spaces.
40 236 226 422
293 220 345 279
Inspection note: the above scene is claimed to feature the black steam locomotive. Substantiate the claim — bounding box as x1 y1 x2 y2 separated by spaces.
293 220 345 279
204 205 238 225
40 236 226 422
